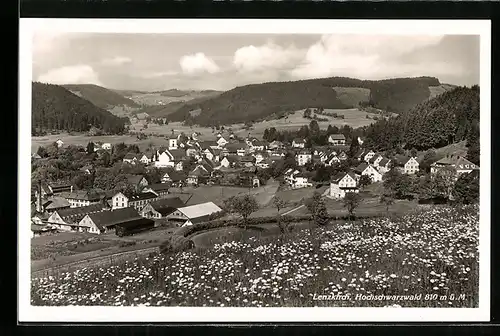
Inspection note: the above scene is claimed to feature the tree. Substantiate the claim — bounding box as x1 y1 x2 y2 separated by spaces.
359 175 372 189
309 119 320 135
349 136 360 159
379 193 395 215
410 148 418 158
420 150 438 173
305 192 329 226
36 146 48 158
452 171 479 204
86 142 95 154
303 108 312 119
343 192 362 219
272 196 290 235
224 195 259 229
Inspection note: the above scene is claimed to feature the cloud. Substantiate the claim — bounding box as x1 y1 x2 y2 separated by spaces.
37 64 102 85
101 56 132 66
290 34 444 79
138 70 179 79
233 42 303 73
179 52 220 75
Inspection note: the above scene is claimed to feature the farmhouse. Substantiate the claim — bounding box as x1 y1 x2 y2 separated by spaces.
377 158 392 174
290 174 312 189
139 196 185 219
296 151 312 166
161 171 187 185
430 155 478 176
395 156 420 175
203 148 221 162
250 140 268 151
225 142 247 156
111 191 159 211
40 181 74 197
78 207 144 234
216 136 228 147
31 224 57 238
330 171 359 199
126 174 149 192
324 153 341 166
141 183 170 197
123 153 140 164
166 202 222 227
328 134 346 145
361 150 376 163
59 190 103 208
42 196 71 213
292 138 306 148
354 162 383 182
219 155 240 168
47 203 108 231
256 158 272 169
269 140 285 150
240 155 256 167
368 154 384 167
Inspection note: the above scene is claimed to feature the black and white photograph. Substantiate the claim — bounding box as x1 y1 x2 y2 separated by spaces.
19 19 490 322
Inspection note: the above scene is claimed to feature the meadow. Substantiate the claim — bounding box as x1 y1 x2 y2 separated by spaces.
31 205 479 307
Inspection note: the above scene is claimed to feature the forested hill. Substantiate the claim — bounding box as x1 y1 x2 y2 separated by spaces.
165 76 441 126
62 84 140 109
363 85 479 153
32 82 128 134
403 85 479 150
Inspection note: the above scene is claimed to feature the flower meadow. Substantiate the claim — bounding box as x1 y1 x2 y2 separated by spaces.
31 205 479 307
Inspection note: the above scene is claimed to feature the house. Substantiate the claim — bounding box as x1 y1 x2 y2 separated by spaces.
362 150 376 163
203 148 221 162
141 183 170 198
152 148 175 168
357 137 364 146
168 138 178 150
269 140 285 150
377 158 392 174
185 145 198 158
101 143 112 150
256 158 272 169
292 138 306 148
219 155 240 168
395 156 420 175
32 152 42 160
47 203 108 232
430 155 478 176
187 163 213 185
250 140 268 151
240 156 256 168
290 174 312 189
111 191 159 211
368 154 384 167
56 139 64 148
39 181 74 197
296 151 312 166
59 190 103 208
217 136 228 147
239 170 261 188
139 196 185 220
354 162 383 182
125 174 149 192
123 153 139 164
31 224 57 238
165 202 223 227
330 172 359 199
328 134 346 145
324 153 341 166
137 153 152 165
78 207 144 234
161 170 187 185
253 151 268 163
225 142 247 156
284 168 300 184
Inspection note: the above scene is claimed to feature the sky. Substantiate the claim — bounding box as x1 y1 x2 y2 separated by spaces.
32 33 480 91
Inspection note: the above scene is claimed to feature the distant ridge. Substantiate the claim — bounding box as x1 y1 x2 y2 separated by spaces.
62 84 140 109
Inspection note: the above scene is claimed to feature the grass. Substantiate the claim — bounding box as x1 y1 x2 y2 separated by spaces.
332 87 371 107
31 204 479 307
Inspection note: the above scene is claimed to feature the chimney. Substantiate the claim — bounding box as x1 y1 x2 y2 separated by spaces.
36 179 42 213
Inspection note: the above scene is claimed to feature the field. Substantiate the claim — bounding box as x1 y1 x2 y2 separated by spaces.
31 205 479 307
332 87 371 107
416 140 468 163
126 91 221 106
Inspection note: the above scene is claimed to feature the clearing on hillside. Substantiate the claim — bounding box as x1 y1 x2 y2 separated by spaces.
332 87 371 107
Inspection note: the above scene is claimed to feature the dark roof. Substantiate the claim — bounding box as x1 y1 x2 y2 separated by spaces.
252 140 268 146
169 149 186 160
144 183 170 193
190 165 211 177
123 153 138 160
378 158 390 167
225 142 247 151
199 140 218 148
293 138 305 144
163 170 187 182
127 192 158 202
53 204 107 223
126 174 147 186
240 156 255 162
224 155 240 163
59 190 102 201
86 207 142 229
368 155 381 164
44 197 71 210
329 133 346 140
354 162 369 174
147 197 185 215
114 218 155 229
394 155 411 166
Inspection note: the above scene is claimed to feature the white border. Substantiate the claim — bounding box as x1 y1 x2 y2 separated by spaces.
19 19 491 323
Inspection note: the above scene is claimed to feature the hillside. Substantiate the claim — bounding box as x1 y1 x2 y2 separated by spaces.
165 76 442 126
132 94 222 118
62 84 140 110
32 82 128 135
112 89 148 97
403 85 479 150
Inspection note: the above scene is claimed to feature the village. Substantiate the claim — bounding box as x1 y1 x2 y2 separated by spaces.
30 127 480 240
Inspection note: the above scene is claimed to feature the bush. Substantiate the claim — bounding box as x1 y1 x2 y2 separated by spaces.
159 235 195 254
